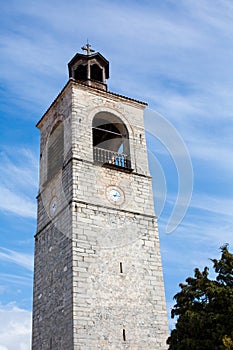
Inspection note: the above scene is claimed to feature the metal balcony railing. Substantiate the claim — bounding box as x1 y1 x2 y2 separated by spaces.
93 147 131 170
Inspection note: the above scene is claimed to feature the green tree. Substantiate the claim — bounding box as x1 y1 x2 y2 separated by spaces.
167 245 233 350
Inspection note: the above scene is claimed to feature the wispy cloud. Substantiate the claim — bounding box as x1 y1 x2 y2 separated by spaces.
0 286 6 294
163 192 233 221
190 194 233 218
0 186 36 218
1 0 233 342
0 148 38 190
0 273 32 287
0 148 37 218
1 0 233 137
0 247 33 271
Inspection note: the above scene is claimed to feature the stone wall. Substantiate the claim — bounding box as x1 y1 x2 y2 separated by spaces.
72 203 168 349
32 80 168 349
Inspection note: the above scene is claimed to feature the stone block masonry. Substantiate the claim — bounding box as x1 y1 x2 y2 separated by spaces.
32 75 168 349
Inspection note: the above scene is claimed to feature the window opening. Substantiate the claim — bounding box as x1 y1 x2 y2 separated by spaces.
75 64 87 80
91 64 102 82
120 262 123 273
123 329 126 341
47 122 64 181
93 112 131 169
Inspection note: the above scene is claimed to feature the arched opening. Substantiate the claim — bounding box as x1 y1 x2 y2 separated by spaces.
91 64 102 82
47 122 64 180
74 65 87 81
92 112 131 169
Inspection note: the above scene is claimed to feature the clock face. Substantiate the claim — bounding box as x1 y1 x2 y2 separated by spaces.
50 198 57 216
106 186 124 205
109 189 121 202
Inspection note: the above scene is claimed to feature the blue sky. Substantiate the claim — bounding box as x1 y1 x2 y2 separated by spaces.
1 0 233 348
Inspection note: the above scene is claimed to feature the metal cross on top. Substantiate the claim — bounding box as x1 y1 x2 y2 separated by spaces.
81 42 95 55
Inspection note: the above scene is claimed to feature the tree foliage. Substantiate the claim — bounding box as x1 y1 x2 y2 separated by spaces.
167 244 233 350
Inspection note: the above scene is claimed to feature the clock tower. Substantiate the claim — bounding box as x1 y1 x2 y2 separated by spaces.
32 44 168 349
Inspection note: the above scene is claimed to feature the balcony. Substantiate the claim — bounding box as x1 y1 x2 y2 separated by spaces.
93 147 132 172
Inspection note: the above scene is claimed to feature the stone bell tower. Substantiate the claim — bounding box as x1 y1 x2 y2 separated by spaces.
32 44 168 349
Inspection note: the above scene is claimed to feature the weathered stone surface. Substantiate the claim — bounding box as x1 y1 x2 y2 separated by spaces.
32 80 168 349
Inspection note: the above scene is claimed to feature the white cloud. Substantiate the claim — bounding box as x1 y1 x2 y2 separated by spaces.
0 304 31 350
0 186 36 218
2 0 233 129
1 0 233 340
0 247 33 271
164 192 233 222
0 286 6 294
0 148 38 191
190 194 233 218
0 274 32 287
0 148 37 218
166 301 176 331
189 141 233 176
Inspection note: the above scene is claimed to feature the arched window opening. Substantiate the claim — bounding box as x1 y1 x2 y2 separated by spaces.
92 112 131 170
75 65 87 81
91 64 102 82
47 122 64 181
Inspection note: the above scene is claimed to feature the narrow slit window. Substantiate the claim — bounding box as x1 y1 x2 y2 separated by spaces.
123 329 126 341
47 122 64 181
120 262 123 273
